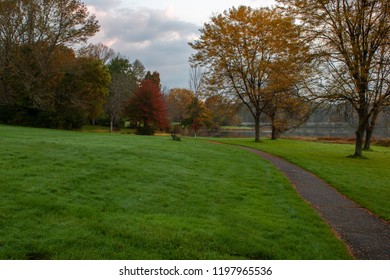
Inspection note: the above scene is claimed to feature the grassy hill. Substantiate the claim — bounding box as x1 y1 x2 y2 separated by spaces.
0 125 351 259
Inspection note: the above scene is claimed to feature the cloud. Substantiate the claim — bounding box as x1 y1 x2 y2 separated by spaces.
84 3 200 88
82 0 276 88
84 0 122 10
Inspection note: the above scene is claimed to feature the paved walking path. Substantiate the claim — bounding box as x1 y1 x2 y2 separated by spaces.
238 146 390 260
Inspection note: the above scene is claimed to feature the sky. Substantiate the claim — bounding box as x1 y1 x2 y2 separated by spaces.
83 0 276 89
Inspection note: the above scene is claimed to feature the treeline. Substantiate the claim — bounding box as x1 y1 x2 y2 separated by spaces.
0 2 237 136
0 1 235 135
0 0 102 129
0 46 112 130
0 0 168 134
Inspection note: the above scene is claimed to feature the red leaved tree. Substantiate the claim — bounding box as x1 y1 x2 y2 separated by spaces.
127 79 169 135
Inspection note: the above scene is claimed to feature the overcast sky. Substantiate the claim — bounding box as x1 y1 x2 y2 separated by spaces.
83 0 276 89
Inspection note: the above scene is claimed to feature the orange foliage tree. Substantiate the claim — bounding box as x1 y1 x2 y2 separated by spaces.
182 96 211 137
190 6 311 141
166 88 194 124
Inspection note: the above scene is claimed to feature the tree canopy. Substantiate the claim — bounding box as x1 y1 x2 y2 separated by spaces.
189 6 311 141
0 0 102 128
166 88 194 124
58 57 111 124
126 79 169 135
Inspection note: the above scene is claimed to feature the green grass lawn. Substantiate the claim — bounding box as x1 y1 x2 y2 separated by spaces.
0 125 351 259
216 138 390 222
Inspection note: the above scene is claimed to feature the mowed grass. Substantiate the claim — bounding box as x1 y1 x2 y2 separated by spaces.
217 138 390 222
0 125 351 259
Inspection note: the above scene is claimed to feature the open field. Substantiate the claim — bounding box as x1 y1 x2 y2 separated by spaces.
216 138 390 222
0 125 351 259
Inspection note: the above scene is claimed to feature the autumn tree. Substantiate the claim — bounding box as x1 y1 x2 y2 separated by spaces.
0 0 99 127
182 96 211 137
127 79 169 135
190 6 311 141
264 90 311 139
205 95 240 127
8 43 75 110
0 0 99 103
263 67 313 139
166 88 194 123
278 0 390 156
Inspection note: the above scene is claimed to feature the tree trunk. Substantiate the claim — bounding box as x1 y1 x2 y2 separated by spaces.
110 115 114 133
354 110 367 157
269 111 277 140
271 124 277 140
364 108 379 151
364 126 373 151
254 115 261 142
352 101 370 157
1 78 8 105
354 128 364 157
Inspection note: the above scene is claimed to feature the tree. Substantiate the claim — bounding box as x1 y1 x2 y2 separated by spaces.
0 0 99 50
127 79 169 135
364 41 390 150
132 59 146 82
9 43 76 110
189 6 311 142
0 0 99 110
108 55 132 75
182 96 211 137
205 95 240 127
57 57 111 128
78 43 115 65
188 65 206 98
105 56 138 132
264 90 311 139
263 67 313 139
278 0 390 156
166 88 194 123
145 71 161 90
105 73 135 132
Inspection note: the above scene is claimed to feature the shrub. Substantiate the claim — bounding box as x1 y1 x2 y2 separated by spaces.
171 133 181 141
0 105 85 130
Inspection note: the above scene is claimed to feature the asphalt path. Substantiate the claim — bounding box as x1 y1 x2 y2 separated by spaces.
238 146 390 260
